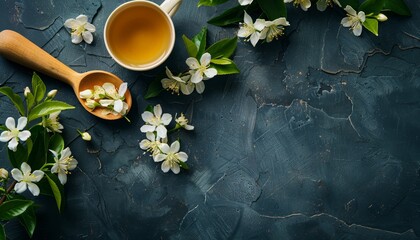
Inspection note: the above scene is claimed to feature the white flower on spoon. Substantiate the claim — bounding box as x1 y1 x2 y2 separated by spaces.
11 162 44 196
64 15 96 44
99 82 128 115
140 104 172 139
0 117 31 152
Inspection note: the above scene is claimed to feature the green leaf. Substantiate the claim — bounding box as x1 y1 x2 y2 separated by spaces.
359 0 385 14
48 134 64 154
211 58 234 65
19 205 36 238
212 63 240 75
144 78 163 99
31 72 46 103
208 5 244 27
198 0 229 7
206 37 238 59
28 101 74 122
192 27 207 58
0 86 25 116
182 35 198 58
363 18 379 36
28 125 48 170
0 125 7 131
0 199 34 221
383 0 411 16
179 161 189 170
8 143 28 168
0 224 5 240
45 173 64 211
257 0 287 19
145 105 154 113
337 0 359 9
26 92 35 112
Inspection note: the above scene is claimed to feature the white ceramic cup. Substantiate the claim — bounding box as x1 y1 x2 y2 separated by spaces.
104 0 182 71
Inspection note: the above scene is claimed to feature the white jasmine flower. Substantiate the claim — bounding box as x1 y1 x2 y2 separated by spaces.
186 53 218 85
99 82 128 115
0 117 31 152
140 104 172 138
24 87 31 98
237 11 266 47
139 132 167 156
50 147 78 185
47 89 58 98
79 89 93 99
64 15 96 44
238 0 253 5
260 17 290 43
376 13 388 22
86 98 100 109
11 162 44 196
93 85 106 100
0 168 8 180
175 113 194 130
284 0 312 11
43 111 64 133
80 132 91 141
161 67 194 95
341 5 365 36
153 141 188 174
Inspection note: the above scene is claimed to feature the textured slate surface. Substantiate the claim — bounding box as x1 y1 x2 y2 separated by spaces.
0 0 420 239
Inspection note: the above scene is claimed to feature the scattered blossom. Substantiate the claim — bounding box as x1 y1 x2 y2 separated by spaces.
284 0 312 11
175 113 194 130
0 168 8 180
140 132 167 156
99 82 129 115
237 11 266 47
316 0 341 11
140 104 172 139
11 162 44 196
153 141 188 174
161 67 194 95
186 53 218 87
260 17 290 43
341 5 365 36
47 89 58 99
64 15 96 44
50 147 78 185
43 111 64 133
80 131 91 141
0 117 31 152
24 87 31 97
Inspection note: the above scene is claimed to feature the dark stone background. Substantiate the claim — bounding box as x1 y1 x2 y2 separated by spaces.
0 0 419 239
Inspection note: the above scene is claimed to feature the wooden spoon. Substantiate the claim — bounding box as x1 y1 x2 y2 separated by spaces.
0 30 132 120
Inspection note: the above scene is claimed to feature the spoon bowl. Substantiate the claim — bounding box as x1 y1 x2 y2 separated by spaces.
0 30 131 120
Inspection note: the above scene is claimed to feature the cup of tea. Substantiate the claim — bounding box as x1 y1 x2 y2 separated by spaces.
104 0 182 71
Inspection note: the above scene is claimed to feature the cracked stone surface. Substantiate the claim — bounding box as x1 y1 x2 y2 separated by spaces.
0 0 420 239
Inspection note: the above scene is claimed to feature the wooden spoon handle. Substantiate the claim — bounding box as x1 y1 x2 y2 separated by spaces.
0 30 79 88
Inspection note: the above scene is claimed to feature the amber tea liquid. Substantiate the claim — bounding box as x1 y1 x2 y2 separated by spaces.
106 6 171 67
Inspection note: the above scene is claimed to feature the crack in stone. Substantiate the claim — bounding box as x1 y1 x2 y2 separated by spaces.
179 204 199 231
204 173 227 204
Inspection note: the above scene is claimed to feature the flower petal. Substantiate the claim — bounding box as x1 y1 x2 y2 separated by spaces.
161 161 171 172
141 111 154 123
21 162 31 175
71 33 83 44
170 141 180 153
340 17 352 27
254 19 266 31
154 154 167 162
238 27 252 38
185 125 195 130
82 31 93 44
238 0 253 6
250 32 261 47
14 182 27 194
58 172 67 185
0 131 13 142
140 124 156 133
8 138 18 152
11 168 23 181
316 0 327 11
159 143 170 154
99 99 114 107
17 117 27 130
18 130 31 141
176 152 188 162
27 182 40 196
171 164 180 174
186 57 200 70
146 132 156 141
180 83 194 95
5 117 15 130
84 22 96 32
344 5 356 16
161 113 172 125
139 139 151 150
243 11 253 26
113 99 123 113
153 104 163 118
76 14 88 23
64 18 79 29
195 81 205 94
156 125 167 139
301 0 311 11
32 170 45 182
358 11 366 22
204 68 217 79
200 53 212 66
118 82 128 97
61 147 72 159
190 70 203 84
352 23 363 36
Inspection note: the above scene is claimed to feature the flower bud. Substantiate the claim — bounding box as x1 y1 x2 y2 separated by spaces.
80 89 93 99
0 168 8 180
81 132 91 141
86 99 99 109
375 13 388 22
24 87 31 97
47 89 58 98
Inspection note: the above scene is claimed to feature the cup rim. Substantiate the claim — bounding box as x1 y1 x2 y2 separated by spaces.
103 1 176 71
